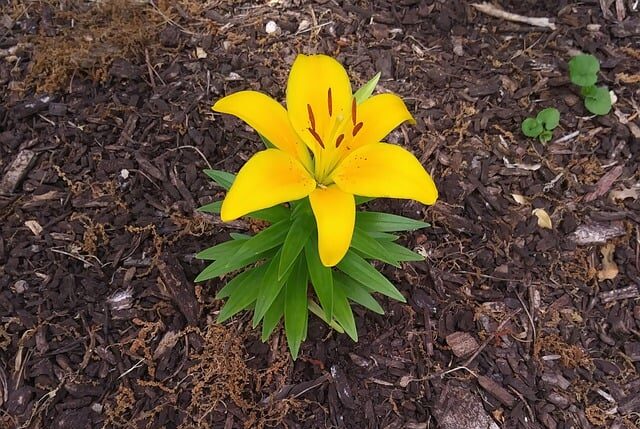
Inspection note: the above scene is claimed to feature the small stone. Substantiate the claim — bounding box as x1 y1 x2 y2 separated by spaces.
14 280 27 294
91 403 103 413
446 332 479 358
265 20 279 34
120 169 130 180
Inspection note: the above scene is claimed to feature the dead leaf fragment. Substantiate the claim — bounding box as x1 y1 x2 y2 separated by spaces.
25 220 43 236
597 244 618 281
195 47 207 59
532 208 553 229
610 184 640 202
511 194 527 205
503 157 541 171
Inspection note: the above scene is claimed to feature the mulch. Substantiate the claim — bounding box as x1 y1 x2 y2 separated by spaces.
1 1 640 428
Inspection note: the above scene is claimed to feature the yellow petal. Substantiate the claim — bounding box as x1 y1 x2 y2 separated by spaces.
309 185 355 267
286 54 352 154
212 90 310 167
332 143 437 205
221 149 316 221
347 93 416 151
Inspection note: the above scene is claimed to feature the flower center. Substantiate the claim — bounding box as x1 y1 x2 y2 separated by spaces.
305 89 364 185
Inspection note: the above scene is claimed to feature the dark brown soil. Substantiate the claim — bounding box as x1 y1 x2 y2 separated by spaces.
1 1 640 428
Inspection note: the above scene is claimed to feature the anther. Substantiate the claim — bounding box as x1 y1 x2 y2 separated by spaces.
307 104 316 130
308 127 325 148
351 99 357 126
335 134 345 148
327 88 333 117
352 122 363 137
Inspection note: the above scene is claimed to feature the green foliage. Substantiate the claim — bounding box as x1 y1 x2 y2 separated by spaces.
568 54 599 87
568 54 611 116
521 107 560 143
353 72 381 104
197 168 432 358
583 86 612 115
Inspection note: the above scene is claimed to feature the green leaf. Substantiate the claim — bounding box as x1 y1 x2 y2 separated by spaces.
334 272 384 315
536 108 560 130
581 85 598 98
568 54 599 87
332 282 358 341
308 300 344 333
284 257 309 359
354 196 376 205
196 236 249 260
261 287 285 341
195 247 275 282
538 129 553 144
234 220 291 259
353 72 381 104
217 265 267 322
216 263 265 299
249 205 291 223
197 200 222 214
230 232 250 240
356 211 430 232
350 227 400 267
305 239 334 321
337 251 405 302
204 169 235 190
259 133 276 149
253 252 292 326
584 87 612 116
377 240 424 262
368 231 399 241
521 117 543 137
279 211 314 278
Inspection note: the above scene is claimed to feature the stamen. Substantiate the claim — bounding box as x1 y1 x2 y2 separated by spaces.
307 104 316 130
308 127 325 148
335 134 345 148
351 99 357 126
327 88 333 117
352 122 363 137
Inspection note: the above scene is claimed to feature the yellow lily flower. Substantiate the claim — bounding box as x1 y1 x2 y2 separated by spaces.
212 54 438 267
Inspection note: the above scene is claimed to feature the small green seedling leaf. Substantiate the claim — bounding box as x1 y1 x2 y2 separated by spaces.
521 118 543 138
568 54 599 87
584 86 612 116
536 108 560 130
581 85 597 98
353 72 381 105
538 129 553 144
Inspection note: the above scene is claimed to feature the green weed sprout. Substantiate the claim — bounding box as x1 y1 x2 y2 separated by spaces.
568 54 611 116
522 107 560 143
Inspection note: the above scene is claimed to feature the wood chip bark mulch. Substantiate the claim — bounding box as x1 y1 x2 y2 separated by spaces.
1 1 640 428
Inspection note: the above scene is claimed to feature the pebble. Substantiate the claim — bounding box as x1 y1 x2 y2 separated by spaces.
265 20 279 34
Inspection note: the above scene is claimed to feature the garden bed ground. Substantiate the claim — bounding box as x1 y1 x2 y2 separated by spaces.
1 1 640 428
